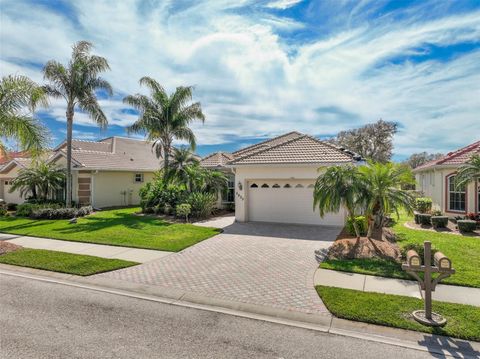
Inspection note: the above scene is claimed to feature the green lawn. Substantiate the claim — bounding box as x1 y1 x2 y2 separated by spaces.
0 207 221 251
316 286 480 341
0 248 137 275
320 213 480 288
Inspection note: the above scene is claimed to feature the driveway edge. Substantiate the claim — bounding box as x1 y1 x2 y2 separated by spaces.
1 264 479 358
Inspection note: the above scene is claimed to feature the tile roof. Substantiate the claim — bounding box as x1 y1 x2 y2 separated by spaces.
229 134 357 165
232 131 304 157
414 140 480 171
200 152 234 168
0 151 30 165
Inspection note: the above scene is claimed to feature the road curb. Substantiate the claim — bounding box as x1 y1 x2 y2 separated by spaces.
1 264 479 358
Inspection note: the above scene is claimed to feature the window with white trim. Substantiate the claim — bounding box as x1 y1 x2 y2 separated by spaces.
134 173 144 183
447 175 466 212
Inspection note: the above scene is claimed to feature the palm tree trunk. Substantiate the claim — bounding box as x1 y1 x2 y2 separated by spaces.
163 143 170 181
367 215 374 239
66 105 74 208
348 210 361 239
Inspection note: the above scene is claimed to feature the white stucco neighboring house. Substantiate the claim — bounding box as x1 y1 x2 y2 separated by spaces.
202 131 363 226
413 140 480 216
0 137 162 208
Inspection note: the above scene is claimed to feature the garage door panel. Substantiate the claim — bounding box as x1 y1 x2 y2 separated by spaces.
248 180 344 226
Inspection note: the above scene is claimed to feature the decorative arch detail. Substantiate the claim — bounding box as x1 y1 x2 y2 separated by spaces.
250 183 258 188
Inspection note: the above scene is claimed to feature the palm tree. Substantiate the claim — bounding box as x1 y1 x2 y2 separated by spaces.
313 165 364 238
10 161 65 201
183 165 227 194
43 41 112 207
124 77 205 179
358 162 415 238
169 147 199 182
456 154 480 188
0 75 48 155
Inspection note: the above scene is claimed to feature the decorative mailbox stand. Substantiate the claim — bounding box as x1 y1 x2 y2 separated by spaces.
402 241 455 327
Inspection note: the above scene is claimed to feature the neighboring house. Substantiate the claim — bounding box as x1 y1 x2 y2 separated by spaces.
200 152 235 209
202 131 363 226
0 137 162 208
413 140 480 216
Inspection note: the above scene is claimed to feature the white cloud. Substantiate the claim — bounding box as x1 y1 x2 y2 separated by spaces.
265 0 303 10
0 0 479 157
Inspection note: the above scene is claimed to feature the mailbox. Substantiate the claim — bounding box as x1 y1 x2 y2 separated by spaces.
407 250 421 267
434 252 451 270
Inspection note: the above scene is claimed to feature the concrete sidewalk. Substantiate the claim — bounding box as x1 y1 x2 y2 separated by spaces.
0 233 170 263
314 268 480 307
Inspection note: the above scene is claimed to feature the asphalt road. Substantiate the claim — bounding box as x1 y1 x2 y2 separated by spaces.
0 274 436 359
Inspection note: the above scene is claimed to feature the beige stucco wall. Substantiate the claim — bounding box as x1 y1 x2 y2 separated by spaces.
233 164 346 225
0 165 28 204
91 171 155 208
415 168 478 215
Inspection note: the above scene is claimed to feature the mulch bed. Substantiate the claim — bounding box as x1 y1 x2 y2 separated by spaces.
326 227 401 261
0 241 22 255
405 221 480 237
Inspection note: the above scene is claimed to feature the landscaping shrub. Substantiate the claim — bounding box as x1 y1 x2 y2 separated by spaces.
139 178 186 212
6 203 17 211
414 212 420 224
187 192 216 219
0 208 7 217
16 203 62 217
417 213 432 226
431 216 448 229
457 220 477 233
176 203 191 222
401 243 437 262
30 206 93 220
415 197 432 214
431 209 443 216
76 206 93 217
345 216 368 236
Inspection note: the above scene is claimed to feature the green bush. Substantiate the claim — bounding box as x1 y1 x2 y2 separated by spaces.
16 203 62 217
415 197 432 214
417 213 432 226
0 208 7 216
176 203 192 222
139 177 186 212
431 216 448 229
6 203 17 211
457 220 476 233
345 216 368 236
401 243 437 261
187 192 217 219
30 206 93 220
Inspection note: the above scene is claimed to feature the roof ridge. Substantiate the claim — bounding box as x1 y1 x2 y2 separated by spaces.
308 135 360 159
232 131 303 155
229 134 308 164
437 140 480 165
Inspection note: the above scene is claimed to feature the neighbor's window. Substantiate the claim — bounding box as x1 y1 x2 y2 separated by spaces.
222 174 235 203
448 175 466 212
134 173 144 183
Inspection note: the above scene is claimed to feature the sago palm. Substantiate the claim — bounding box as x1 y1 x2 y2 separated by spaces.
0 75 48 155
456 154 480 188
124 77 205 179
358 162 415 238
43 40 112 207
313 164 364 238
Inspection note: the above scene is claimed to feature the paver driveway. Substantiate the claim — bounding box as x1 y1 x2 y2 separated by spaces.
98 218 341 314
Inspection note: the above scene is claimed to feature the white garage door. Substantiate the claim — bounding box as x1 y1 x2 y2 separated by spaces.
247 179 345 226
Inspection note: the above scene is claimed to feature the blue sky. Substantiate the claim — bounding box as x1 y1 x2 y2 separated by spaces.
1 0 479 160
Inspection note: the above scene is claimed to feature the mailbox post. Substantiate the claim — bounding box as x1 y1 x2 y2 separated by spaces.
402 241 455 326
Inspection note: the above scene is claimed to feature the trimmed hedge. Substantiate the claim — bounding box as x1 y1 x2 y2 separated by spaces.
431 216 448 229
346 216 368 236
417 213 432 226
16 203 62 217
457 220 477 233
415 197 432 214
30 206 93 220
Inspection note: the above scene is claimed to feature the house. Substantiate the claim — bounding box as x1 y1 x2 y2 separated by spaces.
0 137 162 208
202 131 363 226
413 140 480 216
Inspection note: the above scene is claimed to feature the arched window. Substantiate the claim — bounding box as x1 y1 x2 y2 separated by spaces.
284 184 291 188
272 184 280 188
307 184 314 188
295 184 304 188
447 174 466 212
261 183 270 188
250 183 258 188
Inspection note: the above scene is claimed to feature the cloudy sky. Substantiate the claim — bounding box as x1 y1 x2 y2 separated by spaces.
1 0 479 160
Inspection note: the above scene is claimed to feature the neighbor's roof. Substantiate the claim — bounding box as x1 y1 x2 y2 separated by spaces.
200 152 235 168
413 140 480 172
0 151 30 165
228 134 359 165
0 157 32 174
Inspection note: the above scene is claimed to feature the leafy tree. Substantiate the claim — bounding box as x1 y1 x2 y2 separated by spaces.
330 120 397 163
10 161 65 201
456 154 480 188
0 75 48 155
313 165 364 238
43 41 112 207
124 77 205 179
358 162 415 238
403 151 443 169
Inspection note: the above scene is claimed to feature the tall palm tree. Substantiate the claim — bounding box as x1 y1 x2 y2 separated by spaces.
358 162 415 238
43 41 112 207
313 165 364 238
124 77 205 179
0 75 48 155
10 161 65 201
169 147 199 182
456 154 480 188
